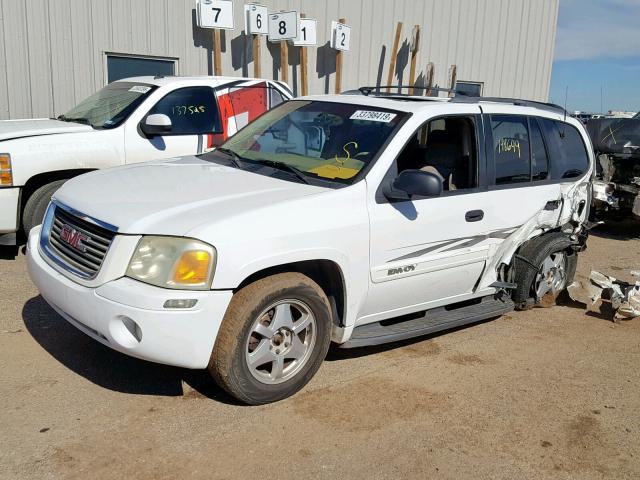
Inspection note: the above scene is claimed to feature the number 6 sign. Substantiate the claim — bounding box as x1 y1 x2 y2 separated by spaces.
331 20 351 51
244 4 268 35
268 11 298 41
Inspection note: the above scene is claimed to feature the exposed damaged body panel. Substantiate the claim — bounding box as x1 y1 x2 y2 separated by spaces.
587 117 640 219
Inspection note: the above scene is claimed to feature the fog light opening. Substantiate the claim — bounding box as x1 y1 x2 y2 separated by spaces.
121 316 142 343
163 299 198 309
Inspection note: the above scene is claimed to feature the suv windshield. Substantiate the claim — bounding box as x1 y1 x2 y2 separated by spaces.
212 100 406 184
60 82 156 129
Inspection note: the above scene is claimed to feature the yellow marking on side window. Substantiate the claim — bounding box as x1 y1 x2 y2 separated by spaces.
498 138 521 158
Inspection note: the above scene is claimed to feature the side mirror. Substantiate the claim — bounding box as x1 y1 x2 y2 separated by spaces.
140 113 172 136
383 169 443 201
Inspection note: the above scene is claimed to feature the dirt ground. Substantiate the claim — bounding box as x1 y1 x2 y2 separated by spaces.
1 224 639 480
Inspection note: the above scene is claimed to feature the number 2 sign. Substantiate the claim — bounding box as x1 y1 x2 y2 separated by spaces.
197 0 234 30
268 11 298 41
330 21 351 51
244 4 268 35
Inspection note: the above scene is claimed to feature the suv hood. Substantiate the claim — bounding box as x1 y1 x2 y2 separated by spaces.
53 156 327 236
0 118 92 141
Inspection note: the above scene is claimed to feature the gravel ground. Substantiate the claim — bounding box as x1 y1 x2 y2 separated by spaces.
1 224 639 480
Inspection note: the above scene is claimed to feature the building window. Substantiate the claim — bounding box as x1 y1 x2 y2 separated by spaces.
455 81 483 97
106 54 176 83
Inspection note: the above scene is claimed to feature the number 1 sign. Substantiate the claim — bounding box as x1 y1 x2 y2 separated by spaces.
330 20 351 51
197 0 234 30
293 18 317 46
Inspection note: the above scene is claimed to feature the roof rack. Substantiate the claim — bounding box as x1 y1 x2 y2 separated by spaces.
450 96 566 115
356 86 465 97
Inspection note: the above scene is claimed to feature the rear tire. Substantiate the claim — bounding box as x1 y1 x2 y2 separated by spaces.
512 232 577 310
209 272 332 405
22 180 67 235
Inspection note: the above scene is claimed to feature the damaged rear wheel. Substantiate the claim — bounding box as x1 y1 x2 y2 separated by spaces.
512 233 578 310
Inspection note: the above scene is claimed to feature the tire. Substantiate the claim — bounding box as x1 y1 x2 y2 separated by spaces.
512 232 578 310
209 272 332 405
22 180 67 235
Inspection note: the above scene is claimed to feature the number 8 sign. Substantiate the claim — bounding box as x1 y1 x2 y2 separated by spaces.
268 11 298 41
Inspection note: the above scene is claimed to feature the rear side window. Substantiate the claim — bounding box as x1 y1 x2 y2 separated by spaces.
540 119 590 179
148 86 220 135
491 115 530 184
530 118 549 181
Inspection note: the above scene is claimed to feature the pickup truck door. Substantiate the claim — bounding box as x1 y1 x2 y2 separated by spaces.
124 85 222 164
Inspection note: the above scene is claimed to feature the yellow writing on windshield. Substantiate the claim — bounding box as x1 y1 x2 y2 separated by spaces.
498 138 521 158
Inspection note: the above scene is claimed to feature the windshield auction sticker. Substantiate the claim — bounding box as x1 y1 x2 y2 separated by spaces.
350 110 397 122
129 85 152 94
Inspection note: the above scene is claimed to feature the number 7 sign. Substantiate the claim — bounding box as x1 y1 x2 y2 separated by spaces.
197 0 234 30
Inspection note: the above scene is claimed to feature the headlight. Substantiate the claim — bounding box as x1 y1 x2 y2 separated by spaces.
0 154 12 186
126 236 216 290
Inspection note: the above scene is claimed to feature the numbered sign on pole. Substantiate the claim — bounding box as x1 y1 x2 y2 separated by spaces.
197 0 234 29
268 11 298 41
244 4 268 35
293 18 317 46
330 21 351 51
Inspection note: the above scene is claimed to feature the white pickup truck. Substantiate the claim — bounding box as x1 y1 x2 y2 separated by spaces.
0 76 291 245
27 92 593 404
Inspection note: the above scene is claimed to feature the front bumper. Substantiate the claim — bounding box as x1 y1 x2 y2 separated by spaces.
0 187 20 239
26 226 233 369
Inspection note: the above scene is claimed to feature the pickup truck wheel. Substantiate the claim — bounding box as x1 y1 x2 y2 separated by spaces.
512 233 577 310
22 180 67 235
209 272 332 405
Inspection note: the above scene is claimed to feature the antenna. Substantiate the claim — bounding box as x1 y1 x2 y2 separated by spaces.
563 86 568 122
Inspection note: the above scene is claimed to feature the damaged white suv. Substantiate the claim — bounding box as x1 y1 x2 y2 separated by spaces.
27 91 594 404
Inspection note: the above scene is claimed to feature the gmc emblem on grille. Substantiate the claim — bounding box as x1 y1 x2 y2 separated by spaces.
59 224 89 252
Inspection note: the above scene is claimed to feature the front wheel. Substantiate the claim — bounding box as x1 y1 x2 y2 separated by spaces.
209 273 332 405
512 233 578 310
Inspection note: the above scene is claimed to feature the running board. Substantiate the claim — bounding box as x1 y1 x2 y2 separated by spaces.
340 295 515 348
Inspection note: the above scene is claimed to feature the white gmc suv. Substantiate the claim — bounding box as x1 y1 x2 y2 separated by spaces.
0 75 291 245
27 90 594 404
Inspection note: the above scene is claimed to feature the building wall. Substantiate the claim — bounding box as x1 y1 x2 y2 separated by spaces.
0 0 559 120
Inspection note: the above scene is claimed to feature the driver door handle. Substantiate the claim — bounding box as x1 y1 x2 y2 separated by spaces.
465 209 484 222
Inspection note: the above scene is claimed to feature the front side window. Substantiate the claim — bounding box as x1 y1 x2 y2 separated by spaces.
540 119 590 179
148 87 220 135
60 82 156 129
213 100 406 184
395 115 478 191
491 115 531 185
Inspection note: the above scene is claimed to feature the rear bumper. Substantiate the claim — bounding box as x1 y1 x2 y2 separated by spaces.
26 226 233 369
0 187 19 236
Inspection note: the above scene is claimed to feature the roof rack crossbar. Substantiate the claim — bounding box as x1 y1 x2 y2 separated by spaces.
450 96 566 114
358 85 465 97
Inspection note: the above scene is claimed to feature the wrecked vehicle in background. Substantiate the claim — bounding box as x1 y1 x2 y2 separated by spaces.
586 112 640 220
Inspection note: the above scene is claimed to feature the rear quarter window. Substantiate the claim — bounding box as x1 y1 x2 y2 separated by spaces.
540 119 590 179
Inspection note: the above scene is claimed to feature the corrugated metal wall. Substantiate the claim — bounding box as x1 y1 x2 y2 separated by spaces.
0 0 559 120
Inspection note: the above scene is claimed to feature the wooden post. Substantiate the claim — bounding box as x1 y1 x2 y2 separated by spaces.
280 40 289 84
408 25 420 95
448 64 457 97
335 18 345 94
300 13 308 96
386 22 403 92
213 29 222 75
253 34 261 78
425 62 434 96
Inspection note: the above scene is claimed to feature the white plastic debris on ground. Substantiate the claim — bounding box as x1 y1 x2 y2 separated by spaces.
567 270 640 320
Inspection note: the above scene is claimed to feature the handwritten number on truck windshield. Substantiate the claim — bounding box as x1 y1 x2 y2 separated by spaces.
172 105 206 116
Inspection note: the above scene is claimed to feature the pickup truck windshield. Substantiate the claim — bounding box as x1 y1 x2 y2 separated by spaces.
60 82 156 129
216 100 406 184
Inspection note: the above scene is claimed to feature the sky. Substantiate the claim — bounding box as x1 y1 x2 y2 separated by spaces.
549 0 640 114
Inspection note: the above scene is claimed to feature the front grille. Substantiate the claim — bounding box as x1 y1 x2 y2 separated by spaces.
46 205 116 279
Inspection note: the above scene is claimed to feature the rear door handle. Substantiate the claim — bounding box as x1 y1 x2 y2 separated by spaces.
465 209 484 222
